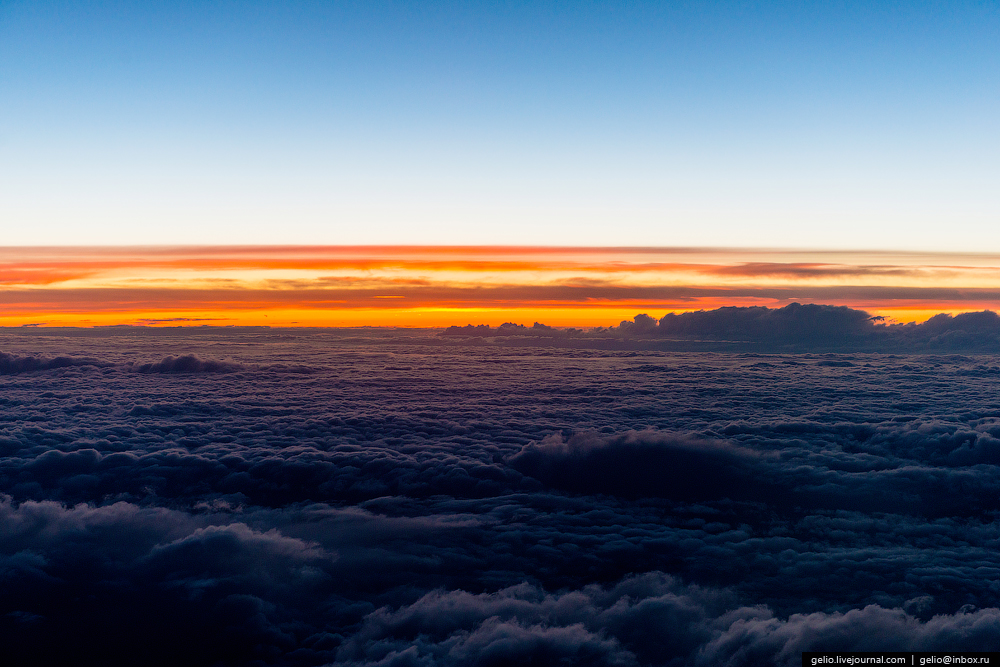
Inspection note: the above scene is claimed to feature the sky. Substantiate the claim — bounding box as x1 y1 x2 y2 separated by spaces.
5 5 1000 662
2 0 998 250
6 246 1000 327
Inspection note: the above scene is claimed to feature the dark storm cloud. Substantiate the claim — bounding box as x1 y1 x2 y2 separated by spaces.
2 327 1000 664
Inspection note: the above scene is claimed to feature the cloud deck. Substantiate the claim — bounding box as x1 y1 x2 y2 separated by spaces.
0 326 998 665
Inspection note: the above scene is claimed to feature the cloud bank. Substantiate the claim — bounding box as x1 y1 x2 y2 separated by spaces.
445 304 1000 352
0 326 999 664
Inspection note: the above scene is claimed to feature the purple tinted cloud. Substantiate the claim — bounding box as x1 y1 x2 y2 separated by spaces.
1 322 999 664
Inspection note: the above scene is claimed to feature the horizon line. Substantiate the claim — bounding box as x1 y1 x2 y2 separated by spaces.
3 303 998 331
3 246 999 328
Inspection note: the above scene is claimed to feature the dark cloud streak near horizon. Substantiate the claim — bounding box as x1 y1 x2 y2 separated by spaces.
0 317 999 665
5 284 1000 314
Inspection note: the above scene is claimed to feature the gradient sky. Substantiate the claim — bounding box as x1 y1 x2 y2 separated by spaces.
4 245 1000 327
2 0 998 250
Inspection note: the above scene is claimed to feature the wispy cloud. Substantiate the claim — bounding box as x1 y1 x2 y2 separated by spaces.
1 247 999 326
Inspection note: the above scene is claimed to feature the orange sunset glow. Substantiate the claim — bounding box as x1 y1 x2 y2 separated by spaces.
2 246 999 328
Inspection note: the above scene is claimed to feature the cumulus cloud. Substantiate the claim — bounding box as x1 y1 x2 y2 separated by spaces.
507 427 1000 517
699 605 1000 665
436 305 1000 353
0 351 109 374
132 354 241 373
338 574 726 666
617 304 877 347
612 305 1000 353
508 431 781 502
0 496 336 665
338 576 1000 667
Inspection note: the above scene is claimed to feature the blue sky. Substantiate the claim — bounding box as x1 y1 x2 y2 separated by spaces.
1 0 997 249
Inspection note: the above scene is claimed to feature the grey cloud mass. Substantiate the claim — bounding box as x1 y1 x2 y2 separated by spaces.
447 304 1000 353
0 320 999 665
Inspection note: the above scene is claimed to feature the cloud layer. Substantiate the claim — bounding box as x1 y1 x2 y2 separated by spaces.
1 326 999 664
445 305 1000 353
